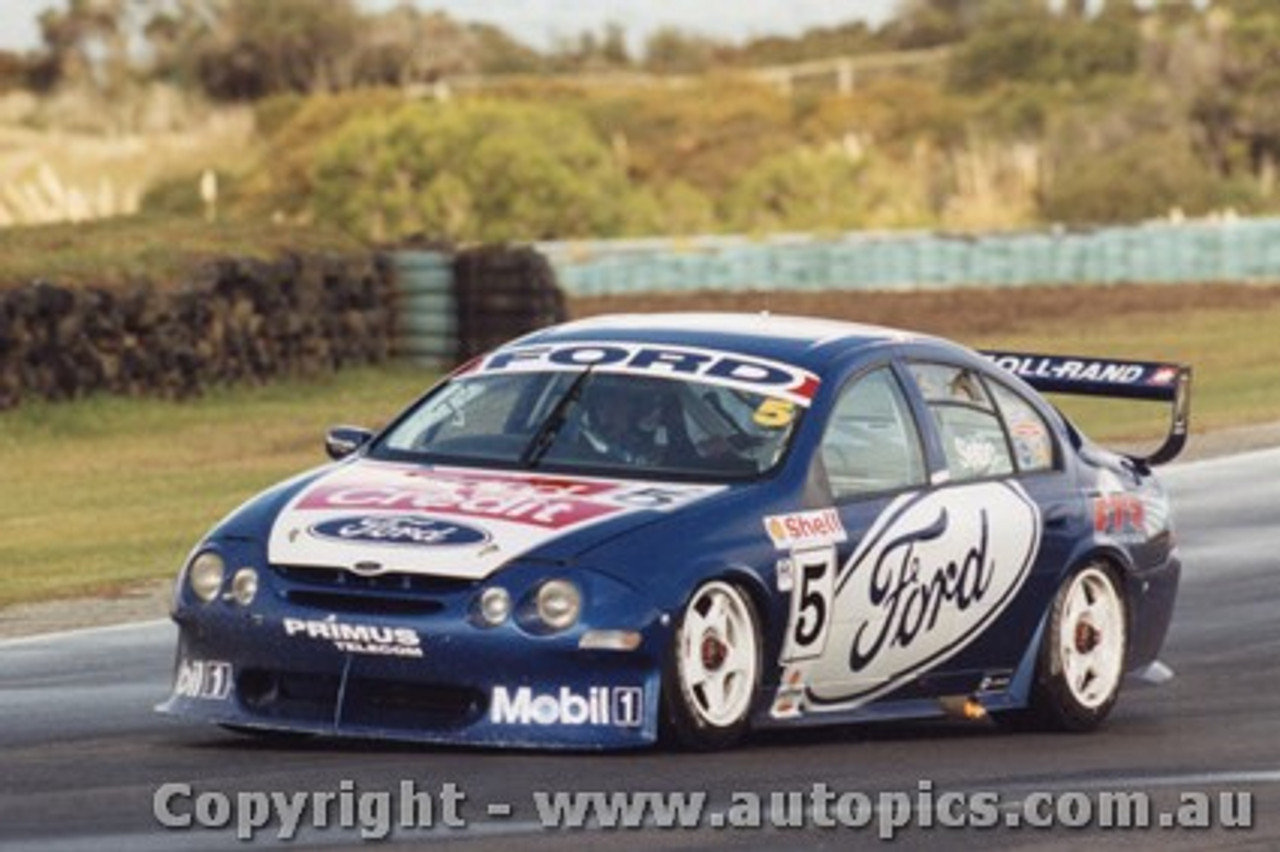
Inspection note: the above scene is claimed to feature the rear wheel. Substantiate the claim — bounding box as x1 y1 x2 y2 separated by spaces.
662 580 761 750
1005 562 1128 732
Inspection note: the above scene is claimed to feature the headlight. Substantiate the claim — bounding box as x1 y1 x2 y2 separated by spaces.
535 579 581 632
188 552 225 603
477 587 511 627
231 567 259 606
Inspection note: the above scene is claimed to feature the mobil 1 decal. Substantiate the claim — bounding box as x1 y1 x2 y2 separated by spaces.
775 482 1041 716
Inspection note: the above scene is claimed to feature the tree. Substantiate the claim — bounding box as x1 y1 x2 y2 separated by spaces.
470 23 544 75
33 0 139 93
946 4 1138 91
881 0 983 50
352 7 481 87
643 27 720 74
1188 1 1280 184
1040 131 1250 223
193 0 364 100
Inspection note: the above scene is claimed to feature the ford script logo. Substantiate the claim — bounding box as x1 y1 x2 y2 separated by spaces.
309 515 490 547
804 481 1042 711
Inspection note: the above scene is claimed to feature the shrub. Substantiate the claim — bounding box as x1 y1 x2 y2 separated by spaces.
310 100 639 242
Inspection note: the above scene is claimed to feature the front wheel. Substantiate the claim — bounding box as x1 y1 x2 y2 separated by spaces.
1005 562 1128 732
662 580 761 750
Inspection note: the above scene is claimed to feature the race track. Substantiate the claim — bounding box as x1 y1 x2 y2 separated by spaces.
2 449 1278 851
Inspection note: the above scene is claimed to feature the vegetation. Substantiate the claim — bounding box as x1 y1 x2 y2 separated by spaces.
4 2 1280 239
3 4 1277 610
311 101 639 242
3 291 1278 607
0 364 430 607
0 216 365 289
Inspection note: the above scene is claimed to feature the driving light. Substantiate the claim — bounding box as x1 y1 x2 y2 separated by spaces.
188 552 225 603
478 587 512 626
231 567 259 606
536 579 581 631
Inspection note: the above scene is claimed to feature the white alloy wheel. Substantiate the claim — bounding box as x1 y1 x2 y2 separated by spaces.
1001 561 1129 733
1056 565 1126 710
664 580 760 749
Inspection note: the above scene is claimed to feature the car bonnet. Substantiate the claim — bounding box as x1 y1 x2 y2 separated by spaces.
265 458 726 580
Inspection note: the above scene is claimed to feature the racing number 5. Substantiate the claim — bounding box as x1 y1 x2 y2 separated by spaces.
782 547 835 662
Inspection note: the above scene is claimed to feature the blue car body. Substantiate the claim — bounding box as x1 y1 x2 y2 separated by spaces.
158 314 1186 749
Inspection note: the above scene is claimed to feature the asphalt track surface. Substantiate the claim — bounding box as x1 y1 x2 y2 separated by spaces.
2 449 1278 852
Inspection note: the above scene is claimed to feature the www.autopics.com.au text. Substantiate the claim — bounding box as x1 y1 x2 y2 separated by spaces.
152 779 1254 841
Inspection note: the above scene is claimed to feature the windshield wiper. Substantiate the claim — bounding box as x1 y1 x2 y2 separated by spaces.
520 368 593 468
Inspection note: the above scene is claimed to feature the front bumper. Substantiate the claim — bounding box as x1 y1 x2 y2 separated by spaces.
156 558 666 750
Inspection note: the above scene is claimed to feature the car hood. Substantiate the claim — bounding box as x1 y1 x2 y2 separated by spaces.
265 458 726 580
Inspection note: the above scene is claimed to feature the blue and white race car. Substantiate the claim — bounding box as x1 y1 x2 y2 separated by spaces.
159 313 1190 750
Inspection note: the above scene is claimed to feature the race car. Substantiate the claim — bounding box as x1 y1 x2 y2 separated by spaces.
158 313 1190 750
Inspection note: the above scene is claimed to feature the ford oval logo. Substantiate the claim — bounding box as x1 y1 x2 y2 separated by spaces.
309 515 490 548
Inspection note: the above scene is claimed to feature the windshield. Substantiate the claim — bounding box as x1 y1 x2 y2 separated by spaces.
371 370 805 482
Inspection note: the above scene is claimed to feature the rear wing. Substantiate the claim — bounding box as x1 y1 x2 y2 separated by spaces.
982 351 1192 467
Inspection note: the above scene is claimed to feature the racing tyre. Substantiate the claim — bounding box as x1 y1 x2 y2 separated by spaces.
1006 562 1128 732
662 580 761 751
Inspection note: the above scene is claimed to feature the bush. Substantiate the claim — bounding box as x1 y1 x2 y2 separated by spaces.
310 100 640 242
724 145 874 233
948 12 1139 92
1040 133 1257 225
234 88 408 220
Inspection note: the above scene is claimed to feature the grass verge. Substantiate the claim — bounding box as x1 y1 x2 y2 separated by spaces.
0 365 432 607
2 286 1278 609
0 215 368 290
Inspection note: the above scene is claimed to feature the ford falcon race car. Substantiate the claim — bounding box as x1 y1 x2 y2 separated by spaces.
158 313 1190 750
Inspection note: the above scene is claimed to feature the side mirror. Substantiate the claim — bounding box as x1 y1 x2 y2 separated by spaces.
324 426 374 461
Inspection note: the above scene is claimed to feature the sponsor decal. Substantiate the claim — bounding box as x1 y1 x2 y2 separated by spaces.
764 508 847 550
799 482 1041 711
297 469 711 532
479 342 821 407
271 462 723 580
770 666 806 720
309 515 490 548
1094 469 1168 541
775 557 795 592
300 477 609 530
987 354 1149 386
489 685 643 727
753 398 797 428
780 546 837 664
953 434 1001 476
283 618 423 658
1093 493 1145 538
174 659 232 700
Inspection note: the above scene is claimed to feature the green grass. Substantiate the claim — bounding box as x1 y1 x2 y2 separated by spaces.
0 364 433 607
0 216 368 290
968 304 1280 443
1 299 1277 609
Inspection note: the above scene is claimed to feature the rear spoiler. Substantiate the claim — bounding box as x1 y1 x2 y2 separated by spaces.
982 351 1192 467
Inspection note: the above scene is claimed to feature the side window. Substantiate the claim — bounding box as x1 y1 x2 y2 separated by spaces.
909 363 1015 482
988 379 1057 473
819 367 926 501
